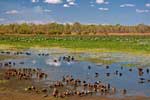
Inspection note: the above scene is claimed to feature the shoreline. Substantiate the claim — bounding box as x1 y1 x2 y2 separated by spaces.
0 44 150 56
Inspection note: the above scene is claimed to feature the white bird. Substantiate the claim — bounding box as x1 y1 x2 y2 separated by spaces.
46 59 61 67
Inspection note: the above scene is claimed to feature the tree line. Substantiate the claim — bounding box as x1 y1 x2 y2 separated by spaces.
0 22 150 35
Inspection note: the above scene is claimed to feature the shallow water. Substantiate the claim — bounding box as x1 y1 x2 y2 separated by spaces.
0 48 150 97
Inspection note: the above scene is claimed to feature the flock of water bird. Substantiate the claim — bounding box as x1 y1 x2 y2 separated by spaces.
0 50 150 97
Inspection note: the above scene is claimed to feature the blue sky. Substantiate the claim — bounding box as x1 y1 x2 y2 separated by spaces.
0 0 150 25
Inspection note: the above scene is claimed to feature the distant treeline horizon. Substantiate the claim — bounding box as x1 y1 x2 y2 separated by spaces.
0 22 150 35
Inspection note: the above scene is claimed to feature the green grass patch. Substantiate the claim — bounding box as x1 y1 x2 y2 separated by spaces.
79 57 115 64
0 55 23 61
0 35 150 54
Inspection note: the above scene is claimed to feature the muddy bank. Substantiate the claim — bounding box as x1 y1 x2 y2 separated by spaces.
0 68 150 100
0 90 150 100
0 67 150 100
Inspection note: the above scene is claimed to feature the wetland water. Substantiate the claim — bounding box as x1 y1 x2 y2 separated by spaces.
0 48 150 97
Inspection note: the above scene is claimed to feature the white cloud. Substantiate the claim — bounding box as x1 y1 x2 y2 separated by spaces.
63 4 70 7
43 9 51 13
69 2 76 5
15 20 50 24
120 4 135 7
145 3 150 7
96 0 109 4
101 23 110 25
136 9 149 13
104 1 109 4
32 0 36 2
5 10 19 14
0 18 5 21
90 4 95 7
66 0 75 2
32 0 39 3
98 7 109 11
44 0 62 4
96 0 105 4
34 6 52 13
66 0 77 6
